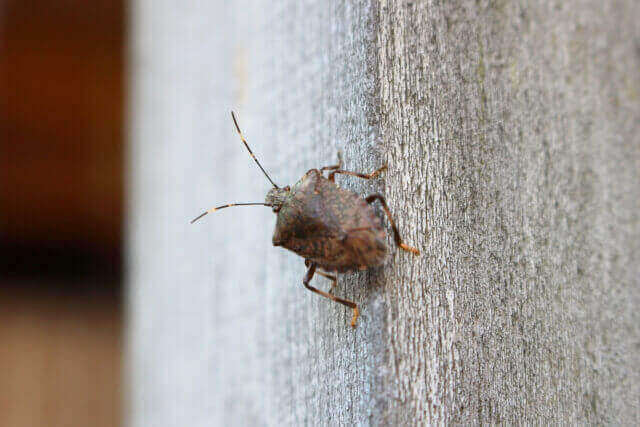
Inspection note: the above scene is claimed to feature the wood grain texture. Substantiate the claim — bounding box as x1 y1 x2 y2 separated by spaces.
378 1 640 423
129 0 640 425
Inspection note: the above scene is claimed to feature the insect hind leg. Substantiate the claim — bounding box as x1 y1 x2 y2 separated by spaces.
304 260 337 292
316 270 337 293
365 193 420 255
303 262 359 327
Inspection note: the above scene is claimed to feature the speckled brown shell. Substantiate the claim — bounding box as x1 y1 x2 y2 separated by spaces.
272 169 387 272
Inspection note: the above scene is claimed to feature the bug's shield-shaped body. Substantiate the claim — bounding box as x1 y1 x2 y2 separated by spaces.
272 169 386 272
193 113 420 328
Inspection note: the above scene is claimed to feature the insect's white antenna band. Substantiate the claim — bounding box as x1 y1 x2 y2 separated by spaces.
190 202 271 224
231 111 279 189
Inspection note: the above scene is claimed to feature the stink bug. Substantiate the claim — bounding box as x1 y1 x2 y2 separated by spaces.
191 112 420 327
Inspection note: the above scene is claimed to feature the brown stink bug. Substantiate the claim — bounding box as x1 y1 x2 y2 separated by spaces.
191 112 420 327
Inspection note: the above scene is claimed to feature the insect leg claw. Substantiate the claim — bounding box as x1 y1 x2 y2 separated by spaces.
350 307 360 328
400 243 420 255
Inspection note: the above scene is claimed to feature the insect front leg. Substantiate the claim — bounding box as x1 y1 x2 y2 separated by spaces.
320 151 343 177
328 164 387 183
303 262 359 327
365 193 420 255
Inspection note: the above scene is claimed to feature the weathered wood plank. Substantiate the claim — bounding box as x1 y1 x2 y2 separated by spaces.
129 1 640 425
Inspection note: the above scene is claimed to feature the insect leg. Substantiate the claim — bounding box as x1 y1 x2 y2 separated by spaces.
303 263 359 327
320 151 343 176
304 260 337 292
365 193 420 255
316 270 337 292
328 164 387 182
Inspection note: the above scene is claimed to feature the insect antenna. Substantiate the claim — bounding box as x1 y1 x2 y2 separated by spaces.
231 111 279 189
190 202 271 224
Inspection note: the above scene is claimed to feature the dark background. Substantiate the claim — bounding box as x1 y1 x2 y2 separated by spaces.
1 1 124 425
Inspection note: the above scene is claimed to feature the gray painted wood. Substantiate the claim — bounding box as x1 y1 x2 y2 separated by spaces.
129 1 640 425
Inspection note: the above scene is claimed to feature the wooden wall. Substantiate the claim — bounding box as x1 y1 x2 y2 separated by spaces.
129 1 640 425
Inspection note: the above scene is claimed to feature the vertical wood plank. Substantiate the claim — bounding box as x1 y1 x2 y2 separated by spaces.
129 1 640 424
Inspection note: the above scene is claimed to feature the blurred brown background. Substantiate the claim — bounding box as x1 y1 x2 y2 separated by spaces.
1 1 124 426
